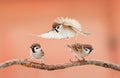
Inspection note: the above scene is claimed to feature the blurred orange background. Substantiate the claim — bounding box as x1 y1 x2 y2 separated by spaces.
0 0 120 78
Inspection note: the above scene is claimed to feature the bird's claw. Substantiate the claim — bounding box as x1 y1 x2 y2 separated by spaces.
77 58 86 62
69 59 74 63
40 63 45 65
77 59 82 62
24 58 29 61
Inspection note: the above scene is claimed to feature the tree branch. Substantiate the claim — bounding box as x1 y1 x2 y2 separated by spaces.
0 59 120 71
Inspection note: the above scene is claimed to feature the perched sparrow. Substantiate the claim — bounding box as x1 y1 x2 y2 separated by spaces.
29 43 44 63
36 17 90 39
67 43 93 61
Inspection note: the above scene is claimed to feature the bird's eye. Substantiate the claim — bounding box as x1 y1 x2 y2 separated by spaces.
56 26 60 29
36 47 38 49
84 48 88 51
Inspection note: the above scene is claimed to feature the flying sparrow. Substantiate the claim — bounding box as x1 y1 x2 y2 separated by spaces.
67 43 93 61
34 17 90 39
29 43 44 63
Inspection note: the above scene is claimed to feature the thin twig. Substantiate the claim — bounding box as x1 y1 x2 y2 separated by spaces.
0 59 120 71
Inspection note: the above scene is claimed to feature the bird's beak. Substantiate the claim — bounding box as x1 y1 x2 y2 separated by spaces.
91 47 93 50
81 46 85 51
51 28 54 31
67 45 72 48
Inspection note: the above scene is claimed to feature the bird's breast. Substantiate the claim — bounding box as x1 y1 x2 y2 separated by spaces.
60 29 76 38
72 50 89 57
31 51 43 59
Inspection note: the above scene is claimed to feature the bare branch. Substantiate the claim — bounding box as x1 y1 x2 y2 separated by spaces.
0 59 120 71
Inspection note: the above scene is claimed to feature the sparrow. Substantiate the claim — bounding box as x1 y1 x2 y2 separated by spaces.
67 43 93 61
29 43 44 63
35 17 90 39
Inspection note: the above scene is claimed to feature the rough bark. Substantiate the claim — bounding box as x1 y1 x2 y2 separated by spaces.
0 59 120 71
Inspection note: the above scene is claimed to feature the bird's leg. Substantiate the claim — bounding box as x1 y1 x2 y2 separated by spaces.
24 56 33 61
29 56 33 59
40 57 45 65
40 63 45 65
69 59 74 63
75 56 81 62
82 57 86 61
40 61 45 65
88 58 91 61
74 36 78 43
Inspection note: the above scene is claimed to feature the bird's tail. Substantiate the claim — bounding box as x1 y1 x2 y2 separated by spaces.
79 31 91 36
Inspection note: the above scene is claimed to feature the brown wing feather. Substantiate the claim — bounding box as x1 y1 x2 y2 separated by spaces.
82 44 93 49
52 22 60 28
71 43 83 53
62 24 79 34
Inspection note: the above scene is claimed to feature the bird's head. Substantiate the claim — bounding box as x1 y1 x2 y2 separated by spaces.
82 44 93 54
52 22 63 33
30 43 41 53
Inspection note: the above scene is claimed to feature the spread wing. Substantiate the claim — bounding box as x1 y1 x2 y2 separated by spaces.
38 31 64 39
